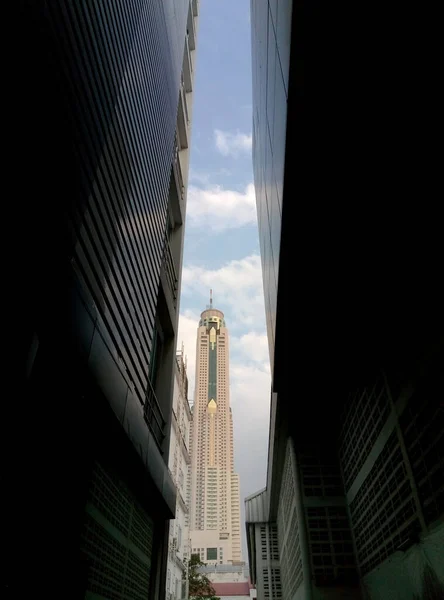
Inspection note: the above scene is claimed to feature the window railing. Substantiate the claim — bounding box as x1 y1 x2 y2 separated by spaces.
162 235 178 308
180 76 190 124
173 138 185 201
144 377 166 449
187 21 196 52
182 36 193 94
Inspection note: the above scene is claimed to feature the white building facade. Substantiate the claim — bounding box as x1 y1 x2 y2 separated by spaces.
167 351 192 600
190 303 243 565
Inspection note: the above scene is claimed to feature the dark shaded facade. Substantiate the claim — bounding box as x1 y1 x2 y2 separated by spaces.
7 1 199 598
247 1 443 599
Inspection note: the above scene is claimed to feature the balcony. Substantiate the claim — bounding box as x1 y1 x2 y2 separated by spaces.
177 79 189 149
144 378 166 449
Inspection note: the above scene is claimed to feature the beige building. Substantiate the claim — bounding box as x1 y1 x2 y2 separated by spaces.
190 300 242 565
166 350 192 600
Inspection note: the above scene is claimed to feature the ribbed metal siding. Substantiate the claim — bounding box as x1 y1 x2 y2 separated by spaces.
41 0 188 405
277 444 303 597
245 489 268 523
399 362 444 528
81 461 154 600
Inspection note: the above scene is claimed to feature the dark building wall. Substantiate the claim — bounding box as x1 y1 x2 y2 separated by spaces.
43 0 187 411
8 1 192 598
249 0 444 598
250 0 291 372
340 353 444 597
15 0 190 435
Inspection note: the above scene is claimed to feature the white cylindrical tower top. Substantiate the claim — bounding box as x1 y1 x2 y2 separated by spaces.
199 290 226 327
199 308 225 328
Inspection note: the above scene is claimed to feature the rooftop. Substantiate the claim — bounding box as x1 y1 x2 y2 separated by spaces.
212 582 251 597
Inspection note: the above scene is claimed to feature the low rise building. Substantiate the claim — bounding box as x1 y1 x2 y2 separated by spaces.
167 350 192 600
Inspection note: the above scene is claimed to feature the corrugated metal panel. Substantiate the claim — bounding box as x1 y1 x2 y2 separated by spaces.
245 488 268 523
39 0 189 410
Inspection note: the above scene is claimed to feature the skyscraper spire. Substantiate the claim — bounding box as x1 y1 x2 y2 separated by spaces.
210 288 213 307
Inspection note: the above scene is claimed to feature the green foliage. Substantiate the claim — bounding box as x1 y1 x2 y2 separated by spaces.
186 554 220 600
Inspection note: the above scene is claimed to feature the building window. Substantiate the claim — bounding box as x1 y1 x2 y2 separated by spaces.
207 547 217 560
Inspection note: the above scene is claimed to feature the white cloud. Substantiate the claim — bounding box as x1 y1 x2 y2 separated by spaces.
230 364 271 429
189 168 232 186
186 183 256 231
181 255 265 331
189 170 211 186
214 129 252 157
230 363 271 493
231 331 270 366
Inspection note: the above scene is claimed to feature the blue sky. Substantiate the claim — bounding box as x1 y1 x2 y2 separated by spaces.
178 0 271 560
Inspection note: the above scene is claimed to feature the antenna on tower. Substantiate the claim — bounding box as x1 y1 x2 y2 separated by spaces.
210 288 213 308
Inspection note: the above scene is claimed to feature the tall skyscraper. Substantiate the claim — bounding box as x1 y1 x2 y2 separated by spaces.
10 1 199 598
190 296 243 565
